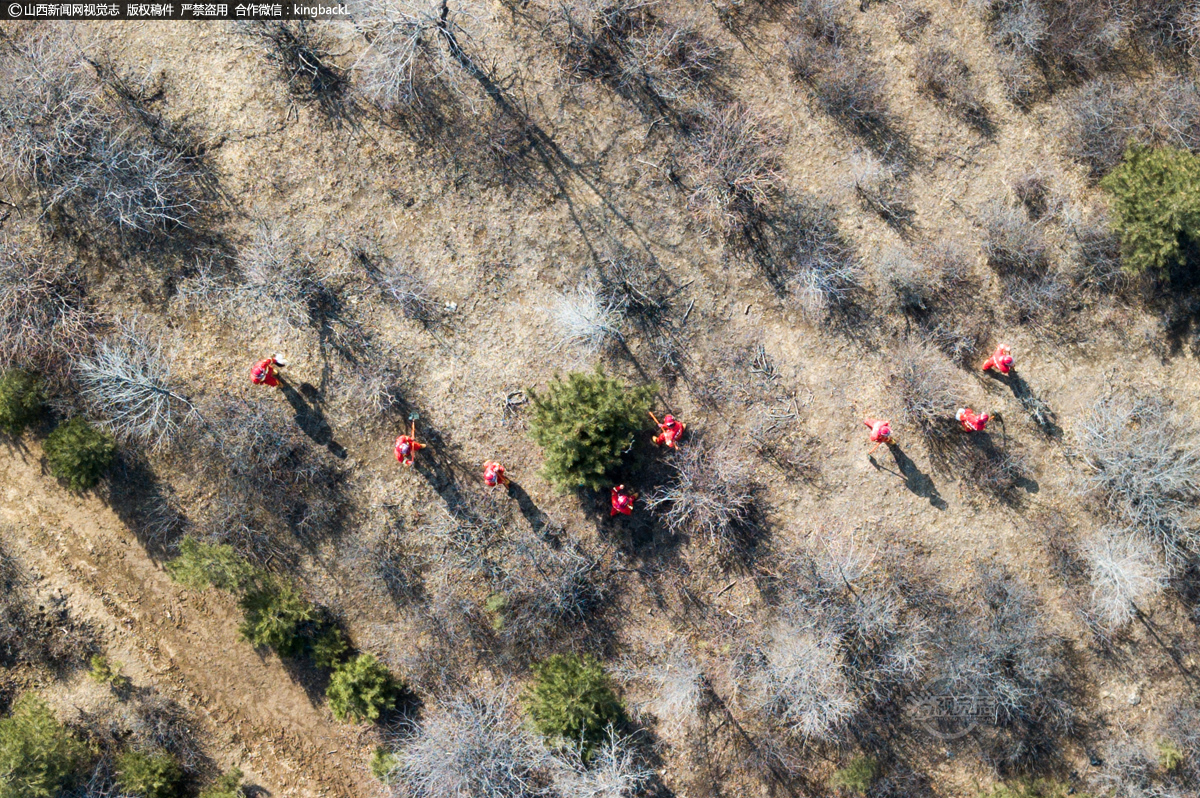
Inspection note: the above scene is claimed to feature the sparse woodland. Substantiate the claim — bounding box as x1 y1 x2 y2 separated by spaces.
1 1 1200 796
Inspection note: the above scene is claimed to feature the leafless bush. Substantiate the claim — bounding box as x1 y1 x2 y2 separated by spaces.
648 443 755 547
421 494 511 575
810 49 893 142
645 642 705 728
389 687 548 798
494 538 604 649
915 46 989 128
980 199 1048 275
1012 172 1050 218
745 622 858 742
378 260 441 323
0 245 95 381
237 222 324 332
1075 390 1200 559
896 3 932 41
549 728 655 798
337 360 408 421
776 197 863 318
1089 735 1160 798
1066 206 1125 291
239 21 349 117
1158 700 1200 781
615 21 723 102
794 0 849 47
1082 527 1168 632
848 155 913 229
1062 79 1138 179
876 246 944 315
46 134 203 234
1133 0 1200 56
888 339 958 434
0 29 105 185
349 0 489 112
549 286 625 355
1146 74 1200 154
932 563 1070 757
78 317 200 448
684 103 784 238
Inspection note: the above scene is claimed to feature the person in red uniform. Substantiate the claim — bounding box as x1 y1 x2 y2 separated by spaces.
250 354 286 387
652 413 686 449
864 417 894 454
610 485 637 516
982 344 1014 375
394 420 426 467
956 407 990 432
483 460 509 488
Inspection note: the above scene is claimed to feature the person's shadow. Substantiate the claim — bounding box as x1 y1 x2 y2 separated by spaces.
504 480 560 542
278 378 347 459
870 444 947 509
987 370 1061 438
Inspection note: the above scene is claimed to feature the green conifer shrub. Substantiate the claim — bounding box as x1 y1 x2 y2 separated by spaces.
115 750 182 798
238 579 314 656
1100 143 1200 277
522 652 625 755
42 417 116 490
199 768 244 798
0 694 88 798
830 754 879 793
0 369 45 436
528 367 654 492
368 748 399 784
165 537 259 592
326 654 397 723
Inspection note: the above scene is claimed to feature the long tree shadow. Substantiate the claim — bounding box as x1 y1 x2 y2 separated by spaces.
105 450 188 559
870 444 947 509
278 378 347 459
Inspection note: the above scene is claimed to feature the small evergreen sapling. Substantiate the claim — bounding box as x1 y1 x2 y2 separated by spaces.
523 653 625 756
326 653 397 723
0 369 45 435
1100 143 1200 277
199 768 245 798
165 537 259 592
42 416 116 490
528 367 654 492
0 694 88 798
238 578 315 656
115 750 183 798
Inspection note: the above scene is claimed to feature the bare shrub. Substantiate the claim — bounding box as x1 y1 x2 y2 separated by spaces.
745 622 858 742
1146 74 1200 154
684 103 784 238
1004 270 1072 330
979 199 1048 274
932 563 1070 762
0 245 95 381
349 0 489 112
46 134 203 234
1133 0 1200 56
1082 527 1168 632
1157 700 1200 781
549 728 655 798
915 46 989 127
810 49 893 142
494 538 604 650
549 286 625 355
377 260 440 323
389 687 547 798
848 155 913 229
0 29 105 185
77 317 200 448
876 246 960 316
776 197 863 318
896 3 932 41
421 497 510 575
1066 207 1125 291
616 21 723 102
645 642 705 728
647 442 755 547
1012 172 1050 218
237 222 323 332
887 339 958 434
1075 390 1200 559
239 21 349 118
1062 80 1138 179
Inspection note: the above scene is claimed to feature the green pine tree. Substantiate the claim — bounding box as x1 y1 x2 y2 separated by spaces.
42 417 116 491
166 537 260 592
522 652 625 756
528 367 655 492
199 768 244 798
238 578 315 657
368 748 399 784
0 369 45 436
115 750 183 798
1100 143 1200 277
326 654 398 723
0 694 88 798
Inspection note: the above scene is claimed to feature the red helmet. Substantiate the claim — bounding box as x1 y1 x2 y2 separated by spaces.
663 414 675 425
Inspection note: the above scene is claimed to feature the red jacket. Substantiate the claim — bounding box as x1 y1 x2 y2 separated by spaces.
250 358 279 387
